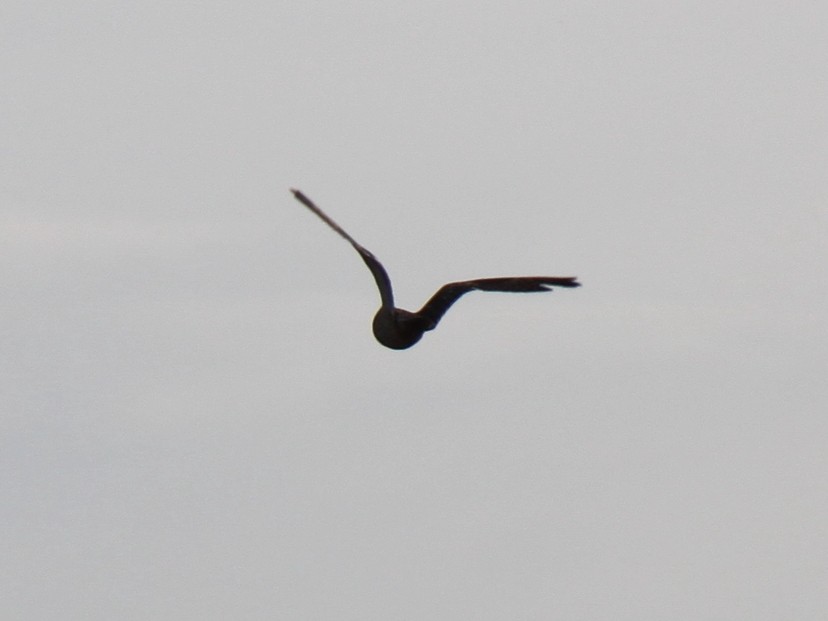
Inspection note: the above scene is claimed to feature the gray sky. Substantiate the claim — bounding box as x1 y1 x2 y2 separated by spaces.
3 1 827 619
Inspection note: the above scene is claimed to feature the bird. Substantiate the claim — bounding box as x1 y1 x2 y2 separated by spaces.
291 189 580 350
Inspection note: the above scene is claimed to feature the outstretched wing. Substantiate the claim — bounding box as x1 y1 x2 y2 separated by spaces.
291 189 394 308
416 276 580 328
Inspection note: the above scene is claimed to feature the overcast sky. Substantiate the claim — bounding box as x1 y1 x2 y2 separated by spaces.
3 1 827 619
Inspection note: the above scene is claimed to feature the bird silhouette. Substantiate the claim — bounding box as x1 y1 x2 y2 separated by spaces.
291 189 580 350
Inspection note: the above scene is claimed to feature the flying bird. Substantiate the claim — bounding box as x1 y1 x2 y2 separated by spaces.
291 189 580 350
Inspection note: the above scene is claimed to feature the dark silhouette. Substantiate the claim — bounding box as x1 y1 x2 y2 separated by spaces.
291 189 580 349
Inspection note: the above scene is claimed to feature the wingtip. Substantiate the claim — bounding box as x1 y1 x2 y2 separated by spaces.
290 188 310 204
541 278 581 291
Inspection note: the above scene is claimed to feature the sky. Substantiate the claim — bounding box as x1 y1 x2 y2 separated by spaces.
2 1 827 619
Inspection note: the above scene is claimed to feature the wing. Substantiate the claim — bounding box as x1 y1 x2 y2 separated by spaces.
416 276 580 328
291 189 394 308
